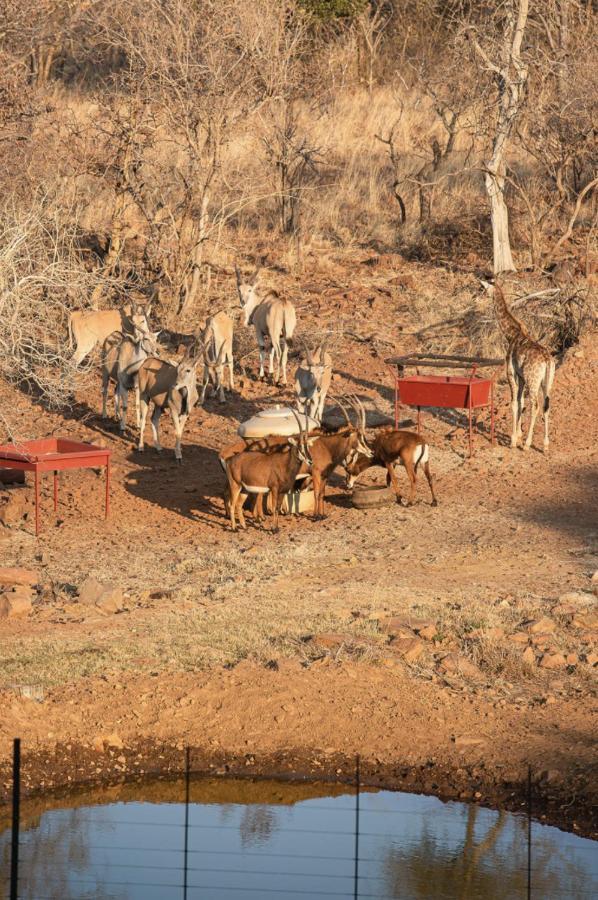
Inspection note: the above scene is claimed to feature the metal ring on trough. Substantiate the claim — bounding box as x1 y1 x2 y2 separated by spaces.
351 484 395 510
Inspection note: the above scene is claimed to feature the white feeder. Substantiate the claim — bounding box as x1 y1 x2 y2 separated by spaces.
237 405 318 439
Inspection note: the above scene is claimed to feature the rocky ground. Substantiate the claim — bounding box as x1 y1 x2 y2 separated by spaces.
0 254 596 837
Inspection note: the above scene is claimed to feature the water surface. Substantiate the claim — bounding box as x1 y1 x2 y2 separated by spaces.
0 778 595 899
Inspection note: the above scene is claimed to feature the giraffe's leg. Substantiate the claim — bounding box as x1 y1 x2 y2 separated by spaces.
542 360 555 451
524 371 544 451
506 355 519 448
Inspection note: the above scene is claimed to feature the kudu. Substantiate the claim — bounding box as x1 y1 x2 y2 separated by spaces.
294 340 333 423
101 325 160 432
137 351 200 463
69 301 151 366
235 265 296 384
223 413 314 532
343 428 438 506
307 396 373 519
198 310 234 404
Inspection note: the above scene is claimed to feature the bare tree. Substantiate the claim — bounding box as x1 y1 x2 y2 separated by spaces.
465 0 530 274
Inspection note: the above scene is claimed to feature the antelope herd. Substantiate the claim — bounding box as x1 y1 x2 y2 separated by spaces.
66 270 555 531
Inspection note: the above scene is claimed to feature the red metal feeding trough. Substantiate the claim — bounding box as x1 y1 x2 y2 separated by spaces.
0 438 111 536
386 354 502 457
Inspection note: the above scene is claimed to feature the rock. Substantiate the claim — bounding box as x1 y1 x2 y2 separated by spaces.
0 567 38 587
530 633 557 649
0 470 25 485
419 624 438 641
392 637 425 664
455 736 485 750
380 617 416 639
572 612 598 630
93 733 124 752
522 646 536 667
105 733 124 749
409 619 434 634
95 586 124 614
559 590 593 607
78 577 105 605
565 653 578 666
0 590 32 618
437 653 481 680
312 633 351 651
579 631 596 646
539 652 567 670
527 617 556 634
509 632 529 644
0 493 30 526
585 653 598 668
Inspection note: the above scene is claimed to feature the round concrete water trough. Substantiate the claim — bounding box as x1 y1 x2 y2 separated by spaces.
351 483 395 509
237 406 318 439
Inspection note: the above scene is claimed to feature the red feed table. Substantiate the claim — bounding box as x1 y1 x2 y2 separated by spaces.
387 354 502 457
0 438 111 535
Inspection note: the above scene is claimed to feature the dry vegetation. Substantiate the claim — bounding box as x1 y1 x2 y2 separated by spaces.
0 0 596 428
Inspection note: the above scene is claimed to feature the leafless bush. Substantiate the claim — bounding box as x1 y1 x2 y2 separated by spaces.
0 201 102 416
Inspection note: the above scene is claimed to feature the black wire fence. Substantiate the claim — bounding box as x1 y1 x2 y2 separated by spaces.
2 738 597 900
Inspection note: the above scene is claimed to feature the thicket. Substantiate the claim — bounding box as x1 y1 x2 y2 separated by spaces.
0 0 595 405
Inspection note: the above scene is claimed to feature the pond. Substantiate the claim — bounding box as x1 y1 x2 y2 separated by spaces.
0 778 596 899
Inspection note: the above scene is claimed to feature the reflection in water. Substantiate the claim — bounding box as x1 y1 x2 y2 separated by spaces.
0 779 596 900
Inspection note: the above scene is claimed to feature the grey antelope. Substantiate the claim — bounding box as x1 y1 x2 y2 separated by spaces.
294 340 333 423
481 280 556 451
343 427 438 506
198 310 234 404
223 414 314 532
101 326 160 432
69 301 151 366
307 396 373 519
235 265 296 384
137 351 200 463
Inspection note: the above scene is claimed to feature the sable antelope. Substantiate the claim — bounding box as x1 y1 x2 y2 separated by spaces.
101 325 160 432
307 396 373 520
219 434 294 522
295 340 333 423
235 265 296 384
343 428 438 506
199 310 234 404
481 280 556 451
69 301 151 366
137 351 200 463
223 414 313 532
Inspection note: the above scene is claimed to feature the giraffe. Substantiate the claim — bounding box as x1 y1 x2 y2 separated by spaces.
481 280 556 452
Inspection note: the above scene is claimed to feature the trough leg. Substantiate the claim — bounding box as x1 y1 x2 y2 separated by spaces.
53 471 58 513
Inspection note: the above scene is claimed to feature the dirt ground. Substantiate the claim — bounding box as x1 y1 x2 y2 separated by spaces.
0 255 596 836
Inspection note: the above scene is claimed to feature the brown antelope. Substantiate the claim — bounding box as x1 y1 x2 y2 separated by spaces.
198 310 234 404
294 340 333 423
343 428 438 506
69 301 151 366
219 434 293 522
235 265 296 384
481 280 556 451
137 351 200 463
223 414 313 532
101 326 160 432
307 396 373 520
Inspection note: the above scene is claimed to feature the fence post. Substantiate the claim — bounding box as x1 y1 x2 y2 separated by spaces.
527 764 532 900
183 746 190 900
354 754 360 900
10 737 21 900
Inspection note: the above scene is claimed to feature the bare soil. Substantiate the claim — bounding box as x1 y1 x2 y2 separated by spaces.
0 255 596 836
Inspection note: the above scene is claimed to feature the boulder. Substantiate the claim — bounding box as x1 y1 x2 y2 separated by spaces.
437 653 481 680
391 637 425 664
0 492 30 526
0 567 38 587
539 652 567 670
418 624 439 641
0 590 32 619
379 617 416 640
526 617 556 634
311 633 351 652
572 612 598 631
508 632 529 644
95 586 124 615
78 577 104 605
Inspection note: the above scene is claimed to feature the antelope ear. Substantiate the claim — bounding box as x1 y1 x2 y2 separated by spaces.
288 437 297 446
152 330 161 339
306 436 318 446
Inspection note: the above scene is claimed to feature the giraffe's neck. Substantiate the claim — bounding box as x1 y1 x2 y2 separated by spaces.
493 284 527 341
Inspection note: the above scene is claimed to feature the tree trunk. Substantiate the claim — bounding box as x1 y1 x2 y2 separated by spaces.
486 166 516 274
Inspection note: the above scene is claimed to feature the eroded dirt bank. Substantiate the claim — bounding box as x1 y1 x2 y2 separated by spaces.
1 664 596 838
